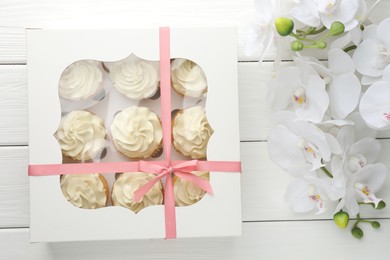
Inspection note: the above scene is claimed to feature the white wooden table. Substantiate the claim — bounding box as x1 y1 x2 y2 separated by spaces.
1 1 390 259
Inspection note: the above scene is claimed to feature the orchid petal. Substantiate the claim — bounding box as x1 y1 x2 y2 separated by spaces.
360 82 390 130
328 48 355 75
354 39 384 77
329 73 361 119
354 163 387 192
350 138 381 164
377 18 390 47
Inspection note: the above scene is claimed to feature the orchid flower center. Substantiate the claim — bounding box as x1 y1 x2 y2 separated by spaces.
293 87 307 106
371 44 390 70
318 0 341 15
348 154 366 173
380 106 390 122
354 182 382 207
298 139 324 169
308 185 327 214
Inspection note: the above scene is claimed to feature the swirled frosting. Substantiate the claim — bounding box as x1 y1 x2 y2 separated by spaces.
171 58 207 97
111 172 164 213
60 174 108 209
172 106 214 159
108 55 159 99
174 171 209 206
54 111 106 161
59 60 103 101
110 107 162 159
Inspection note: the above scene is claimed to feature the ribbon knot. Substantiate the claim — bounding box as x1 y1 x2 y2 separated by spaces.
133 160 213 203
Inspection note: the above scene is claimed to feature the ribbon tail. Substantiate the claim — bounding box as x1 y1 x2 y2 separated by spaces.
164 173 176 239
134 172 166 203
175 172 213 194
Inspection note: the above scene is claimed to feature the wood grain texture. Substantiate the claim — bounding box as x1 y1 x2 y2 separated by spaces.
1 140 390 227
0 65 27 145
0 0 388 63
1 221 390 260
1 62 390 145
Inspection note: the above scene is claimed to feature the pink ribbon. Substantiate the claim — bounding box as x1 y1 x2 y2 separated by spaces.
28 27 241 239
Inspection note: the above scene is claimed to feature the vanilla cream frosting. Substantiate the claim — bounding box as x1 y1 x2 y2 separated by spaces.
111 172 164 213
172 106 214 159
54 110 106 161
60 174 108 209
59 60 103 101
108 55 159 99
171 58 207 97
110 106 163 159
174 171 209 206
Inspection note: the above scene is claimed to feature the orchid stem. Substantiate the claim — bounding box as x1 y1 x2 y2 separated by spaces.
307 26 326 35
290 32 316 43
320 167 333 178
352 214 361 229
343 45 357 53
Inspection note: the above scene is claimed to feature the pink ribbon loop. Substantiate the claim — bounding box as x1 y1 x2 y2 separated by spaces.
134 160 213 203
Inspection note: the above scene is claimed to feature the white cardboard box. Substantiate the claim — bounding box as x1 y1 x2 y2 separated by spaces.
27 27 241 242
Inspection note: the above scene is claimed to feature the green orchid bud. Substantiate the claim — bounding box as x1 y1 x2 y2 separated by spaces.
333 211 349 229
316 41 327 49
329 21 345 36
371 221 381 229
351 227 364 239
291 40 303 51
275 17 294 36
376 200 386 209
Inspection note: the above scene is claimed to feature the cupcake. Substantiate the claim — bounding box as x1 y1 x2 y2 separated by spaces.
54 110 106 161
173 171 210 206
110 106 163 159
107 54 160 99
59 60 104 101
60 173 109 209
171 58 207 97
172 106 214 159
111 172 164 213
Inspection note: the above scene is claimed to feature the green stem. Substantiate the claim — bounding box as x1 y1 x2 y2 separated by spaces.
352 214 361 229
290 32 316 43
307 26 326 35
343 45 357 53
320 167 333 178
297 27 316 37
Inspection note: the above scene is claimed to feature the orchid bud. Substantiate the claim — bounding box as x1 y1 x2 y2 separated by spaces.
351 227 364 239
275 17 294 36
333 211 349 229
329 21 345 36
371 221 380 229
376 200 386 209
291 40 303 51
317 41 327 49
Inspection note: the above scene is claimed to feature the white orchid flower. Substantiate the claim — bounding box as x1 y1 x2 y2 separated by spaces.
285 175 344 214
353 18 390 85
268 63 328 122
331 126 385 216
359 64 390 130
268 111 341 176
335 163 387 217
244 0 296 63
291 0 363 31
295 49 361 120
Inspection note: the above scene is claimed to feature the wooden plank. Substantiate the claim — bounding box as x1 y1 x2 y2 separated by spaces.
2 62 390 144
1 140 390 227
0 0 388 63
1 220 390 260
0 65 28 145
0 146 29 228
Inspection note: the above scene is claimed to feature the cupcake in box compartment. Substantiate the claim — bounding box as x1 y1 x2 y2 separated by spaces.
106 54 160 100
111 172 164 213
54 110 106 161
172 106 214 159
173 171 210 207
59 60 105 111
110 106 163 159
171 58 207 98
60 173 109 209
